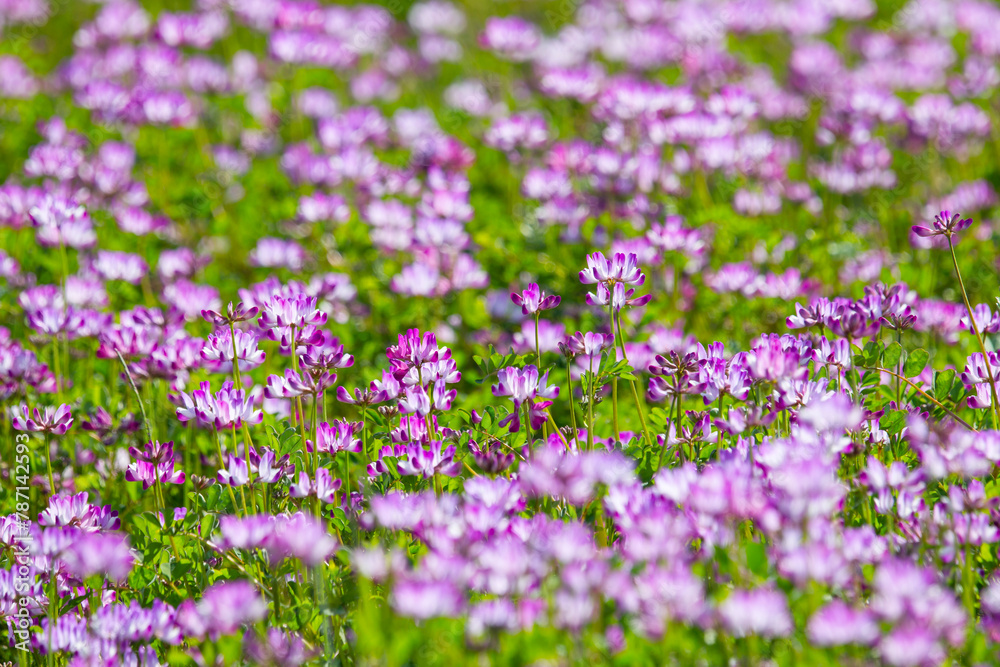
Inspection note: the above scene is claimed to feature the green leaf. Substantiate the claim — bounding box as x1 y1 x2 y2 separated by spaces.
903 348 929 377
883 341 903 368
380 456 400 479
330 507 350 532
132 513 151 537
277 427 301 456
59 594 89 615
204 484 222 511
934 368 956 397
159 559 188 580
200 513 216 538
862 340 884 365
746 541 768 576
880 410 907 436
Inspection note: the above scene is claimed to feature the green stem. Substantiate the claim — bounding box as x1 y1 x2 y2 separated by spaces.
676 391 684 462
611 377 620 445
566 363 580 446
536 313 548 442
360 407 370 464
116 351 153 445
233 425 250 515
867 365 976 430
523 402 533 449
948 237 1000 429
546 412 572 450
615 311 655 450
48 569 57 667
311 394 319 478
895 329 903 409
962 537 975 616
609 304 620 445
214 429 241 516
57 240 69 311
586 356 595 451
43 432 54 498
229 322 243 390
657 395 677 471
51 338 62 399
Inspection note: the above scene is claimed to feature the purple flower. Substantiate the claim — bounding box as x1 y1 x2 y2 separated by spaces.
587 281 653 312
312 420 363 454
390 262 443 297
60 530 134 582
257 294 327 329
29 196 96 249
126 440 185 489
510 283 561 315
467 598 518 638
399 385 432 416
265 368 337 399
201 302 260 326
392 578 465 619
336 383 389 407
217 455 250 487
250 237 307 271
469 439 515 474
268 512 339 566
38 492 119 532
717 588 792 638
201 328 266 370
386 329 450 378
289 468 342 504
243 629 315 667
178 581 267 640
786 297 839 330
397 440 462 478
579 252 650 311
97 324 159 359
911 210 973 240
175 380 263 430
960 303 1000 334
491 365 559 432
12 403 73 435
961 352 1000 386
879 626 945 667
479 16 540 61
807 601 879 646
560 331 613 358
93 251 148 285
300 334 354 370
579 251 645 286
248 447 292 484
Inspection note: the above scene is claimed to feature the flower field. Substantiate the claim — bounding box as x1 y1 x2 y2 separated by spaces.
4 0 1000 664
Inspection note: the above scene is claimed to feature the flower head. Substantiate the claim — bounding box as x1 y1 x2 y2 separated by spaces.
126 440 185 489
217 454 250 487
312 420 363 454
201 301 260 326
12 403 73 435
257 294 327 329
911 210 973 240
510 283 561 315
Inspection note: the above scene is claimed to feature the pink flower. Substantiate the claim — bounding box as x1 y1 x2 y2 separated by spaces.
911 210 973 241
312 420 363 454
510 283 561 315
289 468 342 504
11 403 73 435
257 294 327 329
217 454 250 487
